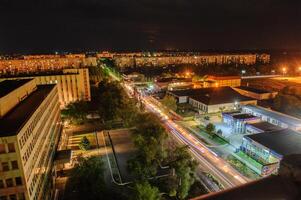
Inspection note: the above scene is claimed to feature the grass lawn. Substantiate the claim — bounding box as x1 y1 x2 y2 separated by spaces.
227 154 260 179
197 126 228 145
236 150 265 170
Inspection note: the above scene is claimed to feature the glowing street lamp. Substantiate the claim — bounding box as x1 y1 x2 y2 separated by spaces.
282 67 287 75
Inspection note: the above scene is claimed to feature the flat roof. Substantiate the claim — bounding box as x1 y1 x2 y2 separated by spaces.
0 79 33 98
188 87 255 105
243 104 301 128
232 113 256 120
247 121 283 132
237 86 270 94
245 129 301 156
207 75 241 80
0 85 55 137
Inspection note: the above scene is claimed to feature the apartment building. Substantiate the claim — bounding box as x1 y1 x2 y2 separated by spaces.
0 79 61 200
113 53 270 69
1 68 91 107
0 54 97 76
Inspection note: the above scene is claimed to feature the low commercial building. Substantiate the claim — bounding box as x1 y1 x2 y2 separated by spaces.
0 79 61 200
233 86 278 100
168 87 257 113
205 75 241 87
1 68 90 107
246 121 283 134
155 77 193 91
188 87 257 113
222 112 260 134
241 129 301 176
242 105 301 131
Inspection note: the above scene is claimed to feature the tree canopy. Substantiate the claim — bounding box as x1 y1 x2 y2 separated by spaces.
131 181 161 200
78 136 91 151
68 156 106 200
128 113 168 179
61 101 89 124
205 123 216 137
168 146 198 199
162 95 177 111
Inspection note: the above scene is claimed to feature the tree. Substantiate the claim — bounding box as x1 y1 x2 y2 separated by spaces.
162 95 177 111
61 101 89 124
131 181 161 200
97 80 125 123
128 113 168 179
68 156 105 200
205 123 216 138
168 146 198 199
78 136 91 151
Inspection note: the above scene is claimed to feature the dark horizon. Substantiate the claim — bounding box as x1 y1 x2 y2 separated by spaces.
1 0 301 54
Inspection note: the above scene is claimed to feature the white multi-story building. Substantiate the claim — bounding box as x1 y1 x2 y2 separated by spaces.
0 79 61 200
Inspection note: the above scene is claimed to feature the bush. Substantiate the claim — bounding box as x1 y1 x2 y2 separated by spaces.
79 136 91 151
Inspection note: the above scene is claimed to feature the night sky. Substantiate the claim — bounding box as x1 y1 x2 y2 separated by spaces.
1 0 301 54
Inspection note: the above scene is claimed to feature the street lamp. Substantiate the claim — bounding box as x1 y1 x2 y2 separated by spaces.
282 67 287 76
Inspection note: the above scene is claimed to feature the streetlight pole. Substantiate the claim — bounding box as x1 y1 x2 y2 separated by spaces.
282 67 287 76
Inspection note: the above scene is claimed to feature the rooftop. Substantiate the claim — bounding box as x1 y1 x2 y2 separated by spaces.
245 129 301 156
0 79 33 98
207 75 241 80
232 113 257 120
0 85 55 137
237 86 270 94
188 87 255 105
243 104 301 128
247 121 283 132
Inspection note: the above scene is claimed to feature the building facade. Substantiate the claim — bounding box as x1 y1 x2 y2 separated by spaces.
222 112 260 134
240 129 301 176
242 105 301 131
0 79 61 200
1 68 91 107
113 53 270 69
233 86 278 100
0 54 97 76
205 75 241 87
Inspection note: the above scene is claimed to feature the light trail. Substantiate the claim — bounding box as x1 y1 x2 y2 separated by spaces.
105 70 250 190
143 96 249 188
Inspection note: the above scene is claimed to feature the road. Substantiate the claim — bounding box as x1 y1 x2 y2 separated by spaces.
103 65 250 190
142 96 249 189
